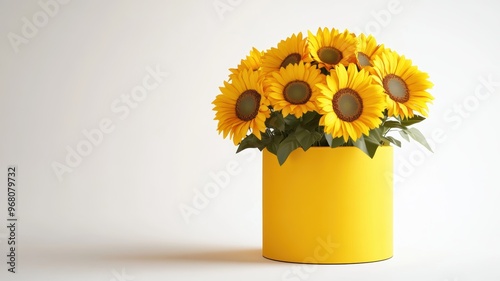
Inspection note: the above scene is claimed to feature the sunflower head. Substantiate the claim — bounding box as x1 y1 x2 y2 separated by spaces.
356 34 385 69
371 50 434 118
213 69 271 145
266 63 325 118
307 27 357 70
214 28 436 163
261 32 312 75
316 63 385 142
229 47 263 77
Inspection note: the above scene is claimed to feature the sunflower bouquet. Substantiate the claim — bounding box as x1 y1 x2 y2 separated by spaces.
212 27 434 165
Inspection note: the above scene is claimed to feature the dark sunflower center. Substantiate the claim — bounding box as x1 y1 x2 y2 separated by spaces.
283 81 312 105
235 90 261 121
318 47 343 65
280 53 302 69
357 52 371 67
333 88 363 122
383 74 409 103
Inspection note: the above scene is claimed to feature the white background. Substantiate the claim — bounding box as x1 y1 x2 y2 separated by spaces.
1 0 499 280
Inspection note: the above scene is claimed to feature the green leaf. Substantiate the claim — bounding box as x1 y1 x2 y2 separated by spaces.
399 130 410 142
265 112 285 132
407 127 433 152
365 127 383 145
400 115 426 126
236 134 265 153
301 111 321 131
295 126 322 151
382 136 402 147
325 134 346 148
266 134 283 155
383 120 408 130
301 111 319 125
277 135 300 165
353 135 379 158
283 114 300 129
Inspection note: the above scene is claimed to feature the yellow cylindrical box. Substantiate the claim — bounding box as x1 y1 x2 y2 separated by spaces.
262 146 393 264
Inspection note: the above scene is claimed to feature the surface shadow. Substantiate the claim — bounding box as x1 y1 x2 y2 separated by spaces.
164 248 268 264
99 247 273 265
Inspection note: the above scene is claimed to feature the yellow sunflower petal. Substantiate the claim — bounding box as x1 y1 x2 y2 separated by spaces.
212 69 271 145
316 64 385 142
371 50 434 119
261 32 312 75
266 63 325 118
308 27 357 70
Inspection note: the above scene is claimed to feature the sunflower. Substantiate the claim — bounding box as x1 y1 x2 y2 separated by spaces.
266 63 324 118
261 32 311 74
229 47 263 77
308 27 357 70
370 50 434 118
213 69 271 145
356 33 385 68
316 63 385 142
